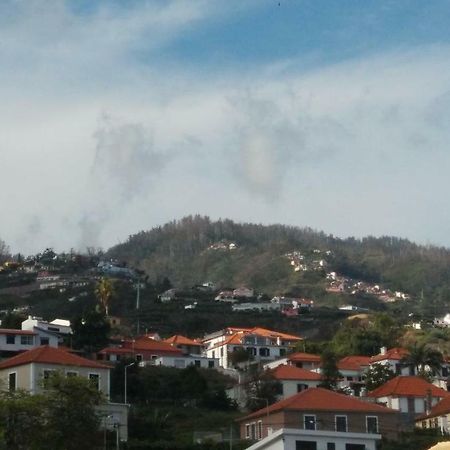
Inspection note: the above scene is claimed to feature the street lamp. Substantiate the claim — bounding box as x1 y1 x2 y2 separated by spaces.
124 362 135 404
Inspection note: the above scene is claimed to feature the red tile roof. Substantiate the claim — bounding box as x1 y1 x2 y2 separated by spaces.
338 356 372 371
271 364 322 381
0 346 109 370
370 347 409 363
0 328 36 335
164 335 203 347
288 352 321 363
368 376 450 399
127 337 183 354
417 396 450 420
239 387 397 421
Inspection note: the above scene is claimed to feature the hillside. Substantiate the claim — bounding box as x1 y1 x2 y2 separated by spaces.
107 216 450 311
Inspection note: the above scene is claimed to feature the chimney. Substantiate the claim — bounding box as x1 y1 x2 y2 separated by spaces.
380 347 387 355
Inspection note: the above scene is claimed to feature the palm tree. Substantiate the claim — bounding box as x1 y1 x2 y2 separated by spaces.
401 342 443 377
95 277 114 316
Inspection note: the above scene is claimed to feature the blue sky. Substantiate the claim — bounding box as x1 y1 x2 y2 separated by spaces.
1 0 450 253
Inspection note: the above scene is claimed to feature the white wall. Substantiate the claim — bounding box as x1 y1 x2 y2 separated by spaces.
280 380 321 399
0 333 36 352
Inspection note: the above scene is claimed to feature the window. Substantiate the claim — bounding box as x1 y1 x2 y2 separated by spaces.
304 415 316 430
89 373 100 390
297 383 308 393
40 337 49 345
194 360 201 367
347 376 354 381
245 424 250 439
366 416 378 434
8 372 16 391
442 367 449 377
135 354 143 362
20 335 34 345
43 369 55 388
345 445 365 450
335 416 347 432
259 348 270 357
250 423 256 440
208 360 215 368
66 371 78 377
327 444 336 450
257 421 263 439
295 441 317 450
279 348 286 357
6 334 15 345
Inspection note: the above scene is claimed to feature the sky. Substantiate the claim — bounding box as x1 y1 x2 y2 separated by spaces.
1 0 450 254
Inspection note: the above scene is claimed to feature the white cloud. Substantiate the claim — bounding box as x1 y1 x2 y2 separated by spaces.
0 2 450 253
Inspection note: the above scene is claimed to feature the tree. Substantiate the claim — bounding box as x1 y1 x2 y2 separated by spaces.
245 368 282 412
401 343 444 377
95 277 114 316
72 309 110 352
0 373 103 450
318 349 342 391
0 238 10 264
364 363 395 391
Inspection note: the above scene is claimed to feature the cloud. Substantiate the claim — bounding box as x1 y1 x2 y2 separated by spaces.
1 2 450 253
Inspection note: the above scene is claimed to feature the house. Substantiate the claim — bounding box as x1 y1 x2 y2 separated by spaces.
158 288 177 303
367 375 450 426
99 334 183 363
232 303 280 312
238 387 399 448
0 345 129 441
288 352 322 370
164 335 204 355
233 287 254 298
147 354 219 369
369 347 411 375
416 396 450 433
270 364 322 399
337 356 371 396
0 327 58 356
22 315 72 337
203 327 302 369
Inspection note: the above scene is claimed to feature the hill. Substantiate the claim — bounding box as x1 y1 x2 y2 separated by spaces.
107 216 450 311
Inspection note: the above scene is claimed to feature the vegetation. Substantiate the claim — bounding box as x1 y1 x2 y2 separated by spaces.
0 372 103 450
318 349 341 390
364 364 396 391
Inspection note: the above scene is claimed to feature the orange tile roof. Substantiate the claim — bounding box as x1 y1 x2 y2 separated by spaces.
370 347 409 363
288 352 321 363
417 396 450 420
238 387 397 421
164 335 203 347
131 337 183 354
0 346 109 370
271 364 322 381
368 376 450 399
0 328 36 335
338 356 372 371
249 327 302 341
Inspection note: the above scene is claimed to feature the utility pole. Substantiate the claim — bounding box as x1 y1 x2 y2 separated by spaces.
135 281 140 335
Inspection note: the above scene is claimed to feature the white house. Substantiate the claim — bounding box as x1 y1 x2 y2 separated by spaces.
270 364 322 399
146 354 219 369
0 327 58 354
22 316 72 336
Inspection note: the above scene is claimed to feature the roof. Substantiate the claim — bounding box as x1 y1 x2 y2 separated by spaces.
370 347 409 363
368 376 450 399
338 356 372 371
288 352 321 363
0 328 36 335
0 346 109 370
164 335 203 347
128 337 183 354
417 396 450 421
248 327 302 341
238 387 397 421
271 364 322 381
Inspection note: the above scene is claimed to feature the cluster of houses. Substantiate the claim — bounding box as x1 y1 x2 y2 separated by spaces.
3 317 450 449
285 249 331 274
326 272 410 303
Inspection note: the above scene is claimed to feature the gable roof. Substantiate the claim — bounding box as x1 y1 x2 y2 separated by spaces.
130 337 183 354
164 335 203 347
0 346 109 370
287 352 321 363
370 347 408 363
338 356 372 371
368 376 450 399
238 387 397 421
271 364 322 381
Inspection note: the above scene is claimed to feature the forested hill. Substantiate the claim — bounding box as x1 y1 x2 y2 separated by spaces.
107 216 450 301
